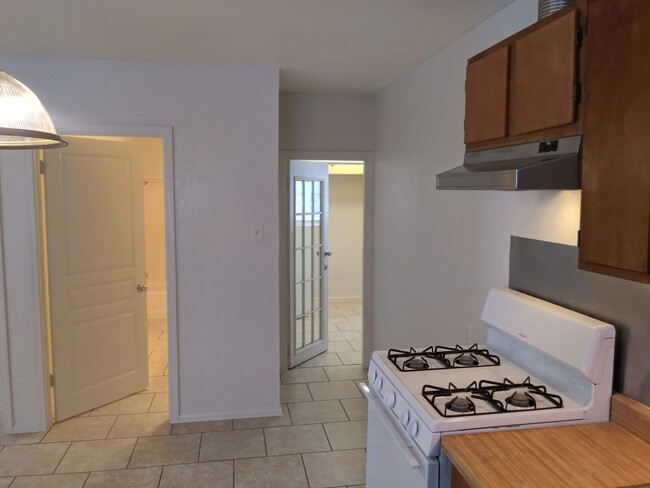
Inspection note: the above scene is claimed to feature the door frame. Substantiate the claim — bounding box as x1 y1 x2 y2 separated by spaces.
0 123 180 432
279 150 373 373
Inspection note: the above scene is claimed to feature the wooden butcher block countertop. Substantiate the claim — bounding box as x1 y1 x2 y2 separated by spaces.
442 394 650 488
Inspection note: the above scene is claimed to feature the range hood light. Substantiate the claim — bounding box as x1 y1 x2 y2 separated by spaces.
0 70 67 150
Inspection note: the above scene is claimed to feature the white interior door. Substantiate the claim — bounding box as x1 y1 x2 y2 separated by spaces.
43 136 148 421
289 161 330 367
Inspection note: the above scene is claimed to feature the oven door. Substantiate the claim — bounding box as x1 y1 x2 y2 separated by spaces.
364 383 438 488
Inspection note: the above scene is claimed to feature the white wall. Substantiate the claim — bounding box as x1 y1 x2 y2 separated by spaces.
280 93 374 151
372 0 582 351
0 58 280 427
328 174 363 299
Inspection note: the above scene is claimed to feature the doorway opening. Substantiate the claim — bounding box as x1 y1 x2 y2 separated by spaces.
37 135 171 423
283 156 369 371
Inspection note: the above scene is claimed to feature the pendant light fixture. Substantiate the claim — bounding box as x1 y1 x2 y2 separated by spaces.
0 70 67 150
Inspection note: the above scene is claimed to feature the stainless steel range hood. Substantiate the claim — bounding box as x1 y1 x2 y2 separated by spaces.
436 135 582 190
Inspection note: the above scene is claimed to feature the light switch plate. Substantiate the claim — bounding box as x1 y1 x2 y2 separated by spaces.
250 223 264 241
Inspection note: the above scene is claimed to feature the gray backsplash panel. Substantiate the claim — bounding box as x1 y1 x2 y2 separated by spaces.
509 236 650 407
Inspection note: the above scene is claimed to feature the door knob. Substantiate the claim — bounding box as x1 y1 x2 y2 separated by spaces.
137 283 148 293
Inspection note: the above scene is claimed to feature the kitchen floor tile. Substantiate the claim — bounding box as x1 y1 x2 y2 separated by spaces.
308 381 363 401
148 360 168 377
288 400 348 425
42 416 116 443
323 420 367 450
0 431 45 447
234 404 291 430
264 424 330 455
340 398 368 421
9 473 88 488
107 412 171 438
160 461 233 488
90 393 154 416
199 429 266 461
0 443 69 476
299 353 343 368
148 393 169 412
234 454 308 488
129 433 200 467
84 467 161 488
303 449 366 488
0 478 10 488
337 352 362 365
328 331 362 342
349 340 363 352
323 365 366 381
56 438 136 473
326 341 354 353
146 376 169 393
171 419 232 435
335 321 361 331
280 384 312 403
281 367 328 384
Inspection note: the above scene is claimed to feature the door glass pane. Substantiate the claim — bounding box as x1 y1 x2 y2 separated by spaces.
295 180 304 249
304 181 313 213
314 181 322 212
304 213 313 247
295 283 303 317
295 213 304 249
304 246 312 281
295 318 303 349
313 311 321 341
313 219 321 247
304 314 313 346
295 249 303 284
313 278 320 309
304 280 313 314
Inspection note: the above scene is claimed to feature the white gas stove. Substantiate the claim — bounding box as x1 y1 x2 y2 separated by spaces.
363 287 616 488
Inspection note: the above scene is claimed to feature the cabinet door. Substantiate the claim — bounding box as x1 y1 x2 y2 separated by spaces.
510 9 578 135
464 46 509 143
579 0 650 278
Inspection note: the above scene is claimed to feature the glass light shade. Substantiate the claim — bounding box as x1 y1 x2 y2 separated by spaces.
0 70 67 149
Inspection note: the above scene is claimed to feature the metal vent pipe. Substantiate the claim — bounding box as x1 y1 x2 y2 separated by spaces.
538 0 575 19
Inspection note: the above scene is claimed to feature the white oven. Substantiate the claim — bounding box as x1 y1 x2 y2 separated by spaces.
363 382 439 488
364 287 616 488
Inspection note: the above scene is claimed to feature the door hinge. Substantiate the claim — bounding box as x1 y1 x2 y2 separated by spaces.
575 26 583 47
39 160 46 175
574 84 582 104
49 373 55 387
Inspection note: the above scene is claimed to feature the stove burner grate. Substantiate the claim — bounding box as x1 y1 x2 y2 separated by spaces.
421 376 563 417
388 344 500 372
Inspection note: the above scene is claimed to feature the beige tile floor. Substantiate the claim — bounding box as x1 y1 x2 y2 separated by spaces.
0 299 366 488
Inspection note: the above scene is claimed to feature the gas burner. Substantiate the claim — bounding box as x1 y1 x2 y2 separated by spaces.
506 391 535 408
454 353 479 367
446 396 474 413
422 377 563 417
388 344 500 371
434 344 500 368
404 356 429 370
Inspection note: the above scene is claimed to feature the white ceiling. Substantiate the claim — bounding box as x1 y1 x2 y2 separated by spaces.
0 0 514 93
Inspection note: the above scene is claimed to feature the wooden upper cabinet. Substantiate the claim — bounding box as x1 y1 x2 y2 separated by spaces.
510 9 578 135
464 5 584 151
464 46 510 144
578 0 650 282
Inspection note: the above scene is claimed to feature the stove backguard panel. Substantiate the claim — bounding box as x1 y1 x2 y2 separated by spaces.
509 236 650 407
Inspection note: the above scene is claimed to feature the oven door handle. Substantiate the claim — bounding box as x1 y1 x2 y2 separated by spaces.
361 382 421 471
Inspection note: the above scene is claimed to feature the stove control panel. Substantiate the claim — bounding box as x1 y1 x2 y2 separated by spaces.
368 359 440 457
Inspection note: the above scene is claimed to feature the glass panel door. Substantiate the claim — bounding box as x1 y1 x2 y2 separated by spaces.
289 161 329 367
